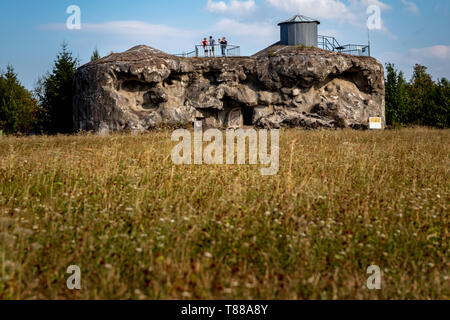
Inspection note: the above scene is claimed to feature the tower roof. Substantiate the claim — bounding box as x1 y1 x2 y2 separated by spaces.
278 15 320 25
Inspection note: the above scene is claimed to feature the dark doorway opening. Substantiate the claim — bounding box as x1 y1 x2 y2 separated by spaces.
242 108 254 126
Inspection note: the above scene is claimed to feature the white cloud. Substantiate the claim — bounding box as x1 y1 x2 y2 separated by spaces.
265 0 354 21
410 45 450 61
212 18 276 38
320 29 339 38
211 18 279 51
400 0 419 13
265 0 394 39
38 21 198 54
380 45 450 80
206 0 257 16
266 0 391 25
84 21 195 38
39 21 194 38
38 18 278 55
354 0 390 11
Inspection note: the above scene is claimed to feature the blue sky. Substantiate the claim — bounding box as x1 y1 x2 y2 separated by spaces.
0 0 449 89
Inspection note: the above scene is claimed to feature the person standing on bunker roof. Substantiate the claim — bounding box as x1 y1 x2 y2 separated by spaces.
202 38 208 57
220 37 228 56
209 36 215 57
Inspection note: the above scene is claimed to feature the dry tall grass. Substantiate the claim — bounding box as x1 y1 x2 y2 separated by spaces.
0 128 448 299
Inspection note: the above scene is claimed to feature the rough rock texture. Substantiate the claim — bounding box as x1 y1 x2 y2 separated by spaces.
73 44 385 132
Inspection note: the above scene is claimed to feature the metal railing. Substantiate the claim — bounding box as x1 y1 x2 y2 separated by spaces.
318 35 370 57
318 35 342 52
175 50 196 58
175 44 240 58
176 37 368 57
337 44 370 56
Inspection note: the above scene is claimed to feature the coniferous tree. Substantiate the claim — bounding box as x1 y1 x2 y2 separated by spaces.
429 77 450 128
36 42 78 134
0 65 38 134
385 63 410 126
0 94 19 134
385 63 399 125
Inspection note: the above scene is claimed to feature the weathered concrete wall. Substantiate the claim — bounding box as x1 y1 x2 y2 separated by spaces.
73 45 385 132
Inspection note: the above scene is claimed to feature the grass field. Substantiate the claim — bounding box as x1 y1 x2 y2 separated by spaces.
0 128 448 299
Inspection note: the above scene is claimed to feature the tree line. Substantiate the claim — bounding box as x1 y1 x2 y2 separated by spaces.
385 63 449 128
0 43 100 135
0 43 448 135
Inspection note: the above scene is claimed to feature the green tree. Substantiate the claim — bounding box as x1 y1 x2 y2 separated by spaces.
385 63 449 128
91 48 101 62
0 94 19 134
385 63 410 126
407 64 435 126
429 77 450 128
36 42 78 134
0 65 38 134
